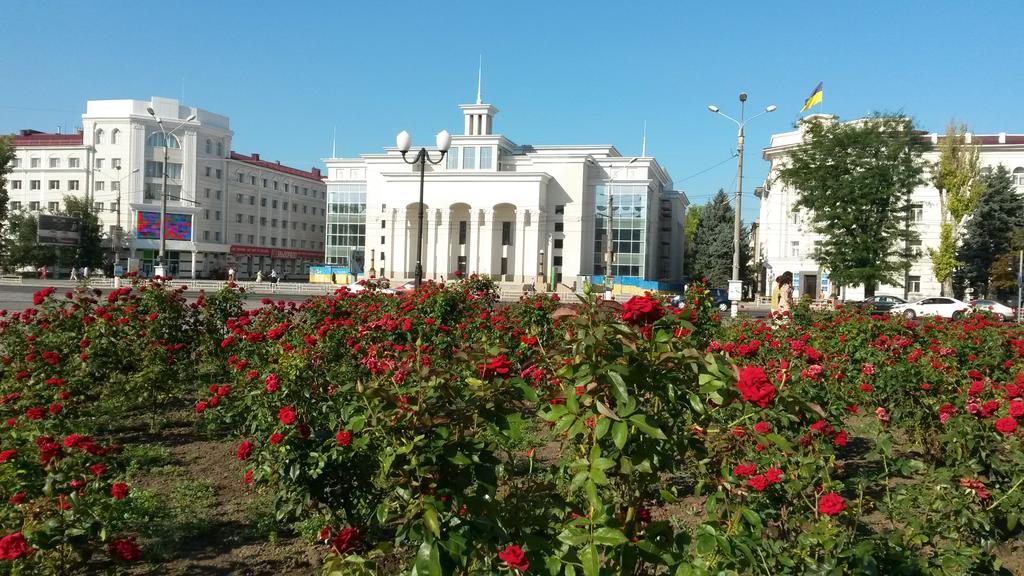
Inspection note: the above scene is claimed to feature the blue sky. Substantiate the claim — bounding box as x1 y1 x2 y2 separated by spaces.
3 0 1022 223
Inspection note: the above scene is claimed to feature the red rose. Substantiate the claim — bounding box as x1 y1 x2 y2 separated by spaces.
111 482 129 500
244 469 254 485
90 463 107 477
1010 400 1024 419
480 354 513 380
732 463 757 477
747 475 769 492
336 430 353 447
278 406 297 425
107 537 141 561
331 527 361 554
25 407 45 421
0 449 16 463
8 492 25 505
265 373 280 393
195 401 208 414
818 492 846 516
498 544 529 572
995 416 1018 436
0 532 31 560
753 421 770 434
736 366 776 408
859 383 873 393
236 441 254 460
764 467 783 484
269 433 284 445
620 294 664 326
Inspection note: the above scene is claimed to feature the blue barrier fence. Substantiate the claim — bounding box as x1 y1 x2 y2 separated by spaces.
589 276 685 293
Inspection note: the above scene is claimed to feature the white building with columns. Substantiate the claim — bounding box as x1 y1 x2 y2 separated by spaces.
7 96 326 278
757 115 1024 301
324 95 687 287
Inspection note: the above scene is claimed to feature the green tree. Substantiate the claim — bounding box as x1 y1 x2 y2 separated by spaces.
929 122 984 295
61 195 106 270
683 204 702 279
689 190 749 288
957 165 1023 297
0 136 14 269
776 114 928 296
6 211 56 269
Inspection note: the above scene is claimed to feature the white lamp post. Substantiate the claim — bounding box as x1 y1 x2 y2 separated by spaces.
396 130 452 289
146 105 196 277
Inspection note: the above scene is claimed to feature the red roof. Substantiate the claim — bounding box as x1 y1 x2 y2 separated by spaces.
229 152 323 183
13 130 84 147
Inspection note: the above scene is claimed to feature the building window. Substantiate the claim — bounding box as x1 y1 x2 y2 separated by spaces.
93 202 102 212
30 158 40 168
458 221 468 244
282 219 287 228
790 241 800 257
1013 167 1024 187
462 147 475 169
109 202 117 211
10 201 21 210
272 219 278 228
247 235 254 244
249 215 255 224
501 221 512 246
237 173 244 183
95 158 104 169
554 238 563 249
251 176 257 185
215 210 221 221
68 180 79 191
908 275 921 293
204 209 210 220
284 184 290 193
270 237 277 246
216 169 222 179
110 129 119 144
12 158 21 167
262 179 268 188
790 211 799 225
910 203 924 222
272 199 278 209
261 236 266 246
249 196 255 205
500 257 508 275
29 201 40 211
11 181 21 189
479 146 492 169
379 236 385 245
447 147 459 169
49 157 60 168
273 181 278 190
110 181 118 191
30 180 40 190
555 204 565 215
215 231 221 242
112 158 121 170
205 139 212 154
95 181 105 191
48 201 60 212
204 167 211 177
216 142 223 157
236 214 242 223
204 231 210 241
236 193 243 203
553 256 563 267
554 222 564 232
48 180 59 190
95 129 105 144
235 233 242 242
68 157 79 168
216 189 221 199
146 132 180 148
261 198 267 207
283 201 288 210
261 217 267 226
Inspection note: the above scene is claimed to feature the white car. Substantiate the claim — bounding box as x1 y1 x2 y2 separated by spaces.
971 299 1016 321
889 296 972 320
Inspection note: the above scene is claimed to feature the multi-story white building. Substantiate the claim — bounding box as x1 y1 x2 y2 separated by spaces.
324 94 687 287
8 96 326 278
757 114 1024 301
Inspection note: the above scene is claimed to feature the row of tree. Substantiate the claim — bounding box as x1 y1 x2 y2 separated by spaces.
0 136 108 273
772 114 1022 300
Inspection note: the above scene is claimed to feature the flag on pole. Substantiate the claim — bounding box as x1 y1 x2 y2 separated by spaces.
800 82 823 112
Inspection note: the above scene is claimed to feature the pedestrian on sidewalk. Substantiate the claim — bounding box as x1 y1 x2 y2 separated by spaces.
70 266 78 281
39 266 47 280
777 272 795 317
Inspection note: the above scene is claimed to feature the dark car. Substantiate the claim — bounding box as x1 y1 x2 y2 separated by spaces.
856 295 906 313
670 288 731 311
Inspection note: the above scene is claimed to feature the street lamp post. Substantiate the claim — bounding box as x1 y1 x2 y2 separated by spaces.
101 166 140 272
707 94 776 317
396 129 452 290
146 106 196 276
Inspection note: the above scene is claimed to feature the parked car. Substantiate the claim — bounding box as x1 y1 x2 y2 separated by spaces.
889 296 972 319
856 295 906 313
671 288 730 311
970 299 1017 321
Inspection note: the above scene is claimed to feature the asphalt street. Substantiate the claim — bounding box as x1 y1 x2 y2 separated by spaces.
0 282 319 312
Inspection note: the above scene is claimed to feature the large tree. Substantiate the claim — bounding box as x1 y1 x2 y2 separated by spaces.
61 195 106 270
0 137 14 269
776 114 928 296
958 165 1024 297
6 211 56 269
689 190 750 288
929 123 984 296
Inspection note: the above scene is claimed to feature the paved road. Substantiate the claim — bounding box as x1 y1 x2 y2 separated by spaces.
0 282 319 312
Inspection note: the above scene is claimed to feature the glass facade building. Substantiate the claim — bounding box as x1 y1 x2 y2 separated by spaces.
326 182 366 270
593 183 649 278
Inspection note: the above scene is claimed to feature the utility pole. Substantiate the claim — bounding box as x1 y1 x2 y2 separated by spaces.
605 185 614 300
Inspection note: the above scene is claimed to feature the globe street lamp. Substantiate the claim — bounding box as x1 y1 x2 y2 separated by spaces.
146 106 196 277
707 93 776 317
396 129 452 290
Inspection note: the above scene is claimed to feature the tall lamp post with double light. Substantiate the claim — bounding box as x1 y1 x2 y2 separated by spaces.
396 129 452 290
98 165 140 272
145 106 196 277
707 93 776 317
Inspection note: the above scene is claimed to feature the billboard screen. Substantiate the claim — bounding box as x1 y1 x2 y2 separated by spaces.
137 212 192 240
37 215 81 246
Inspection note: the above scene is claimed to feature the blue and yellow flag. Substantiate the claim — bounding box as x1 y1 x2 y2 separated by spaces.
801 82 823 112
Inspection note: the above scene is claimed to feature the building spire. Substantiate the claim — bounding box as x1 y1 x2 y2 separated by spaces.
476 54 482 105
641 120 647 157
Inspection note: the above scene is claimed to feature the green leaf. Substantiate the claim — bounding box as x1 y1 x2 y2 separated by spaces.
741 508 762 530
695 533 717 555
608 370 629 404
594 416 611 440
557 527 590 546
447 452 471 466
580 544 600 576
629 414 667 440
414 541 442 576
585 479 601 509
767 433 793 452
593 527 628 546
554 414 576 434
423 504 441 538
612 421 628 449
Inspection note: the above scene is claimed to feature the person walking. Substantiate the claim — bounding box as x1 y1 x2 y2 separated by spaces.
256 270 263 283
70 266 78 282
39 266 47 280
777 272 795 316
227 267 236 282
270 268 278 284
